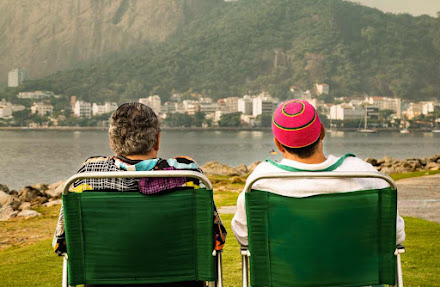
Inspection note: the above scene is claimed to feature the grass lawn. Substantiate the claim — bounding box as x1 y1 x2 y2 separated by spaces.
0 172 439 286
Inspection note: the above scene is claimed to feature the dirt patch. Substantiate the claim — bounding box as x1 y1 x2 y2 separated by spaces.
397 174 440 224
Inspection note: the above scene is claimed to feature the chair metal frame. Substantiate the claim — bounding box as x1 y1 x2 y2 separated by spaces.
61 170 222 287
240 171 404 287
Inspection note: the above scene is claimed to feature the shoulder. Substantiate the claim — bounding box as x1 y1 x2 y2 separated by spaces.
336 156 378 172
156 156 201 172
77 156 116 173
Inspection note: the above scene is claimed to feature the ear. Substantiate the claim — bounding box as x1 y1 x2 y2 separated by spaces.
320 124 326 140
155 133 161 151
274 138 285 153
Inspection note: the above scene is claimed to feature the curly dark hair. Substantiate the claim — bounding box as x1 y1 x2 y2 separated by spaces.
108 102 160 156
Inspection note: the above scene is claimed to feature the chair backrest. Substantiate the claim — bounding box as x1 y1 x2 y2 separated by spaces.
245 173 397 287
62 171 215 286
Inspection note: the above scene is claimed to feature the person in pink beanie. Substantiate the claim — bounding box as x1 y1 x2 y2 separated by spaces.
231 99 405 246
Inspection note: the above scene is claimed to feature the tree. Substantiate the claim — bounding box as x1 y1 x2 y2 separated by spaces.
218 112 242 127
257 113 272 127
163 113 193 127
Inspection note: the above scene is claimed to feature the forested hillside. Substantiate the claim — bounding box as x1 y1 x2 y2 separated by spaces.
18 0 440 102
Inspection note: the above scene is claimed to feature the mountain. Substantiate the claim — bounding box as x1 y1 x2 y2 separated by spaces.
0 0 222 81
11 0 440 102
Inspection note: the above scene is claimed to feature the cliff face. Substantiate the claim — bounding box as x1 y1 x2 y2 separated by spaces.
0 0 219 81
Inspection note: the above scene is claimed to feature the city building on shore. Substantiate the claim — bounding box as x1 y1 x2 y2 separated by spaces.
17 91 54 99
0 99 13 119
8 68 28 87
92 102 118 116
73 100 92 118
31 102 54 116
139 95 161 114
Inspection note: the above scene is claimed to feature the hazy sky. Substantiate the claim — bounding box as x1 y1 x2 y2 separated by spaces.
350 0 440 17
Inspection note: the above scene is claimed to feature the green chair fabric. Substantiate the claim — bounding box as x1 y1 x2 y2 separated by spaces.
63 189 215 286
245 187 397 287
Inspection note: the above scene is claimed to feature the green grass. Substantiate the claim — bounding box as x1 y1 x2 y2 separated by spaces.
0 215 439 287
390 170 440 181
1 172 439 286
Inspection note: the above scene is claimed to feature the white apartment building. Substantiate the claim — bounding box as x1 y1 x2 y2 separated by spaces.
8 68 28 87
92 102 118 116
18 91 52 99
315 83 329 95
198 103 219 114
238 95 253 115
330 104 364 121
31 102 54 116
404 101 435 120
73 101 92 118
0 100 13 119
252 92 277 117
182 100 197 114
365 96 402 119
139 95 161 114
224 97 239 112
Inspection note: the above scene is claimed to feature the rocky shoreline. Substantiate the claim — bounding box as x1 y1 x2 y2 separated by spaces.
1 154 439 222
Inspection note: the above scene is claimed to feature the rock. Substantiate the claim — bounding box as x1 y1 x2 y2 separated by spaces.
379 167 396 175
32 183 49 193
18 186 45 202
201 161 241 176
420 158 427 166
365 158 378 166
0 184 10 194
0 190 11 207
230 176 243 184
42 199 62 207
426 162 440 171
19 202 32 211
376 159 385 165
247 161 261 174
428 155 440 163
383 156 393 164
234 164 249 175
45 181 64 199
9 198 22 211
17 210 41 219
0 205 19 221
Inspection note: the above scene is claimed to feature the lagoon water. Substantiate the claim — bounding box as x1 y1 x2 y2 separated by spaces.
0 129 439 190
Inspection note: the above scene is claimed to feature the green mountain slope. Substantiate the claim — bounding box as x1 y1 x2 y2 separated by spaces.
22 0 440 102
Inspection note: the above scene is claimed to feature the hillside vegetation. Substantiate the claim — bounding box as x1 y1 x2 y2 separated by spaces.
17 0 440 102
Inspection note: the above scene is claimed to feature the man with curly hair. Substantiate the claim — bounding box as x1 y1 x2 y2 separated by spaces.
53 102 226 287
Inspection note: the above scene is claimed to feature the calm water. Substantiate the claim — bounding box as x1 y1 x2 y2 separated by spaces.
0 130 439 190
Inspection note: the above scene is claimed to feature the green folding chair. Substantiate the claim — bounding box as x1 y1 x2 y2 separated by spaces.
241 171 405 287
61 171 223 287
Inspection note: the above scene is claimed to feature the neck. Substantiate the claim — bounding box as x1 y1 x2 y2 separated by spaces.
122 151 158 161
283 143 326 164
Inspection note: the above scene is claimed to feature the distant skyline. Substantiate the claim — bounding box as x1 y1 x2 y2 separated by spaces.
350 0 440 17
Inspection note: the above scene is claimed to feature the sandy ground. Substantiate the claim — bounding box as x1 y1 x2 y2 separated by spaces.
219 175 440 225
396 174 440 223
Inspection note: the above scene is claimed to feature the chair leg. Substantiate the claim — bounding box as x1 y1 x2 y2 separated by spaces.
217 251 223 287
396 252 404 287
241 249 250 287
62 256 68 287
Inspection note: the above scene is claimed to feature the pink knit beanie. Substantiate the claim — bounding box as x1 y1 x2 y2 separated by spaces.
272 100 322 148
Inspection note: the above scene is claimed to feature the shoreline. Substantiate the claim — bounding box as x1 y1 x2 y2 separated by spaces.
0 126 437 132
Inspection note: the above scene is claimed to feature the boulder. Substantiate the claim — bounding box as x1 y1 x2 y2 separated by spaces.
0 205 19 221
19 202 32 211
0 190 11 207
42 199 63 207
32 183 49 193
18 186 45 202
9 197 22 211
379 167 396 175
234 164 249 175
45 181 64 199
364 158 378 166
426 162 440 171
17 210 41 219
247 161 262 174
0 184 10 194
202 161 241 176
376 159 385 165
